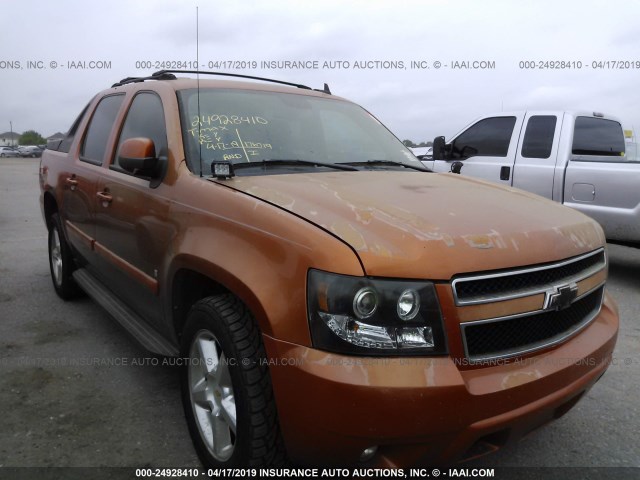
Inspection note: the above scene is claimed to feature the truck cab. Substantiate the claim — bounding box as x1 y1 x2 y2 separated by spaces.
427 111 639 245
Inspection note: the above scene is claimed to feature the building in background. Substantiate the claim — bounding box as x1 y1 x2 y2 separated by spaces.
0 132 19 146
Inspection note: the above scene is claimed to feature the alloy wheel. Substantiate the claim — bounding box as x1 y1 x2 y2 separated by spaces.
188 330 237 461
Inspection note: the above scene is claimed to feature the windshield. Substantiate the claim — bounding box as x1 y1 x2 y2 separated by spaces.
177 88 421 175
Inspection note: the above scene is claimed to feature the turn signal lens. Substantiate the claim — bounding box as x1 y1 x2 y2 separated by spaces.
397 326 434 348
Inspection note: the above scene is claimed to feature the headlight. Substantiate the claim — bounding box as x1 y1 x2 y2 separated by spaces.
353 287 378 319
397 289 420 320
307 269 448 356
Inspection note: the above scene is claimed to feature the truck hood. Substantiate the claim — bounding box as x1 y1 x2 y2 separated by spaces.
216 171 605 279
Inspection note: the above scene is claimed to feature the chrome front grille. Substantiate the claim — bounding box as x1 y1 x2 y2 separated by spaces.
462 287 604 361
455 248 607 362
452 249 606 305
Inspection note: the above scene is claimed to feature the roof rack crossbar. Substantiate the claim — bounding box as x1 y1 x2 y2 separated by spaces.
112 72 177 88
152 69 317 91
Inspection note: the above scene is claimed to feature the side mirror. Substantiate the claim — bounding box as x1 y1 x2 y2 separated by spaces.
432 136 446 160
450 161 463 174
118 137 159 177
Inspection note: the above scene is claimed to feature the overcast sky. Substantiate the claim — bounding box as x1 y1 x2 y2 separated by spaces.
1 0 639 143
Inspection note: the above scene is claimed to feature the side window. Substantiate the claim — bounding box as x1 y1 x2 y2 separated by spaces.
113 93 167 172
521 115 557 158
572 117 625 158
81 95 124 164
451 116 516 160
58 99 93 153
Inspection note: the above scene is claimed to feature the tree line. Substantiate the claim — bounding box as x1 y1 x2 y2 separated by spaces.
3 130 48 145
18 130 47 145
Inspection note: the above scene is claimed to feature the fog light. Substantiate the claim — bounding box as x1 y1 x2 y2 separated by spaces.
360 445 378 462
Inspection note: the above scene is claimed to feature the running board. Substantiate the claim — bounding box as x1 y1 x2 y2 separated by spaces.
72 269 179 357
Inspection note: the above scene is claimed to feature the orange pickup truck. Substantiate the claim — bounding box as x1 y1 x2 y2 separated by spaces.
39 70 618 468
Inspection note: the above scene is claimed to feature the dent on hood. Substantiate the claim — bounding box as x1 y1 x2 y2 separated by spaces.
552 221 606 250
246 186 296 210
460 221 604 253
235 175 458 254
305 175 456 252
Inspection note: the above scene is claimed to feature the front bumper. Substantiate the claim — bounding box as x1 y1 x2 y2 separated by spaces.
263 293 618 466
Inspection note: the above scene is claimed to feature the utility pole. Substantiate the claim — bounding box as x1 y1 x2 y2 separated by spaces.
9 121 13 146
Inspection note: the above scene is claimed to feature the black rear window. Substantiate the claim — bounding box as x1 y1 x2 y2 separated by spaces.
572 117 625 156
81 94 125 164
48 99 93 153
521 115 557 159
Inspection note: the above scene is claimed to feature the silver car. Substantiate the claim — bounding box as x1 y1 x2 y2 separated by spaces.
18 146 43 158
0 146 19 157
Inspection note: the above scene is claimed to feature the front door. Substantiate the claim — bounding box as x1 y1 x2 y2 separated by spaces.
93 92 174 332
431 114 524 186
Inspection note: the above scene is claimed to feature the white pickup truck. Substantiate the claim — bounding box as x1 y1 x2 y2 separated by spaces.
426 111 639 245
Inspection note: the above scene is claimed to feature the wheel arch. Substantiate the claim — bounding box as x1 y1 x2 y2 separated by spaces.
43 191 58 231
169 257 274 345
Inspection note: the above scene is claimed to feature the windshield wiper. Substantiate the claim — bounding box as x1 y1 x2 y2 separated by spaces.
339 160 429 172
232 159 359 172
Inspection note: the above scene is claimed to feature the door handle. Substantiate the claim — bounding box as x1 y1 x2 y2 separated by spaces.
96 191 113 204
500 166 511 181
65 177 78 189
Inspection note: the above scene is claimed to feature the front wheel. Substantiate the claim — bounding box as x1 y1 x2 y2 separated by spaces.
180 295 286 467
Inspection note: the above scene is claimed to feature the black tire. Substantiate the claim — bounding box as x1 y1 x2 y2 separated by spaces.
0 153 5 158
180 294 287 468
48 213 80 300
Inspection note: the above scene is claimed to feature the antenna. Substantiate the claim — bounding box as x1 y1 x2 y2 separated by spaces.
196 6 203 177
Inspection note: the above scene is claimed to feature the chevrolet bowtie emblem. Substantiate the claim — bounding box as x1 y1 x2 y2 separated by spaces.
545 283 579 311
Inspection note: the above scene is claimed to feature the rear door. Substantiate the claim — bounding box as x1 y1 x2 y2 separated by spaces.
431 114 524 186
563 116 640 242
62 94 125 266
511 113 562 200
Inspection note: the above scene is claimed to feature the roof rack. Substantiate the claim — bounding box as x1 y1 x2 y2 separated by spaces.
111 71 177 87
112 69 331 94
